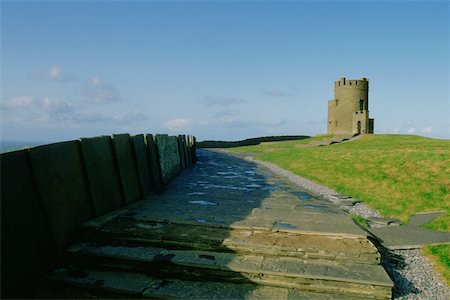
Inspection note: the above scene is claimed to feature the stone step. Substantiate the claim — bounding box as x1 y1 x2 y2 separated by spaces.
47 268 371 299
66 243 393 299
81 218 380 264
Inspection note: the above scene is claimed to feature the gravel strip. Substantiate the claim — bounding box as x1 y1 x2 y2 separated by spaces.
247 156 450 300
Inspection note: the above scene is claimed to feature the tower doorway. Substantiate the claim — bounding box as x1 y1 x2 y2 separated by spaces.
357 121 361 134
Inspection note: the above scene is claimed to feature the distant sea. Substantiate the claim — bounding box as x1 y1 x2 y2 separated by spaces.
0 141 50 154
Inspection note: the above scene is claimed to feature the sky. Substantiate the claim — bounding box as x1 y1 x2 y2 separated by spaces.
1 0 449 142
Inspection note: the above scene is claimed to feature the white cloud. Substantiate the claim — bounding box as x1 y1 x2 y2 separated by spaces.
407 127 416 134
262 89 294 98
48 65 61 80
391 127 400 134
1 96 76 125
82 77 123 103
0 96 34 110
202 96 244 107
37 65 76 82
421 126 433 133
164 118 193 131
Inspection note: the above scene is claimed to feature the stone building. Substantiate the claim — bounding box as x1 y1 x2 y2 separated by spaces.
327 77 374 135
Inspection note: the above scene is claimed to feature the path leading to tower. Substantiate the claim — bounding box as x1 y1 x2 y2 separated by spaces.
42 149 393 299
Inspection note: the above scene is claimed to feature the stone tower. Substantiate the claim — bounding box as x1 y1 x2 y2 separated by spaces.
327 77 374 135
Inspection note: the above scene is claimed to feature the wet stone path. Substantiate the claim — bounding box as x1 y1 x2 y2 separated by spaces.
48 149 393 299
128 149 365 236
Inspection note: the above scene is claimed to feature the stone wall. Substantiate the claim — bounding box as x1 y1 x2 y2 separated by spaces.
0 133 196 299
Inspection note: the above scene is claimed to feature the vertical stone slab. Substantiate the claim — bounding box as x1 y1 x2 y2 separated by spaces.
186 135 193 167
182 135 189 168
177 135 187 170
112 134 142 204
1 150 56 299
192 136 197 162
29 140 94 254
80 136 123 216
155 134 181 184
131 134 152 197
188 135 197 164
185 135 192 167
145 134 164 192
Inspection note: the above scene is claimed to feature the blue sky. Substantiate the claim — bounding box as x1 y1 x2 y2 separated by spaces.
1 0 449 142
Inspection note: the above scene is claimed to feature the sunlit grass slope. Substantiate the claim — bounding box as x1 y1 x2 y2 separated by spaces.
230 134 450 283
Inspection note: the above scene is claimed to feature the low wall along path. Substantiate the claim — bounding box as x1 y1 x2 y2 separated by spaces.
0 133 195 299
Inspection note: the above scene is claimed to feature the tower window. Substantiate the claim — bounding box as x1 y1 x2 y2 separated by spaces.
360 99 365 111
335 121 338 127
335 99 339 106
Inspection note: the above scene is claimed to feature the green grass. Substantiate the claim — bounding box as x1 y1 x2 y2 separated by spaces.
351 214 369 229
230 134 450 283
423 245 450 284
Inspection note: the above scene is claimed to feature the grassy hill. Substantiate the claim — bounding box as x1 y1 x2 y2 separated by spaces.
229 134 449 283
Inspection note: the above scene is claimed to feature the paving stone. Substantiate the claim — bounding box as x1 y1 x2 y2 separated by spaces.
329 194 353 201
367 217 401 226
408 211 446 226
48 268 154 296
82 218 379 264
67 243 391 296
369 225 450 249
48 267 367 300
250 208 367 237
144 276 289 300
338 199 362 206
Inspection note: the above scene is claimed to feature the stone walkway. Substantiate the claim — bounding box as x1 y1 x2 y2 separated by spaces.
241 154 449 300
42 149 393 299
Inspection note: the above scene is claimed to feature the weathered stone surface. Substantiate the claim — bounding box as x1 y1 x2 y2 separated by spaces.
1 150 56 299
49 268 366 299
184 135 192 167
367 217 401 226
408 211 446 226
45 149 392 299
155 134 181 184
145 134 163 192
29 141 94 253
84 218 379 264
112 134 141 204
67 243 391 297
48 268 153 296
186 135 193 166
80 136 123 216
339 199 362 206
329 194 352 201
177 134 187 169
131 134 153 197
369 225 450 249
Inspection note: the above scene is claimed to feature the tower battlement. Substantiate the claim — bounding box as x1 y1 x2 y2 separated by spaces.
334 77 368 89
